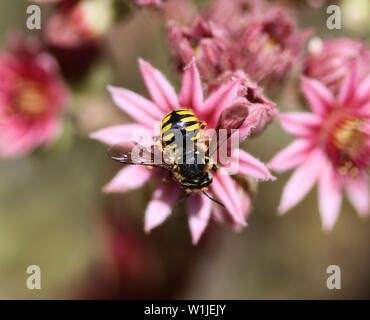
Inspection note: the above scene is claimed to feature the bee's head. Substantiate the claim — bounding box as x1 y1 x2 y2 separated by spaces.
178 163 206 180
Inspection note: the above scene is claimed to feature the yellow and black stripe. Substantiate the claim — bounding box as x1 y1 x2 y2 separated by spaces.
161 109 202 149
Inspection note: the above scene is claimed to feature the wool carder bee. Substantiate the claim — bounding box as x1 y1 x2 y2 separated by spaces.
108 104 249 206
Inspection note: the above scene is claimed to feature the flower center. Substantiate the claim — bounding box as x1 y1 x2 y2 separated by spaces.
10 80 49 118
325 113 369 178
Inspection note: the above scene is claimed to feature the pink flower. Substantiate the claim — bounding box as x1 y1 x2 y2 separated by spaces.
0 37 68 158
304 37 370 94
130 0 165 9
228 9 311 83
204 0 270 35
91 59 275 244
167 17 233 85
45 0 114 48
207 70 277 136
268 62 370 230
168 3 310 84
29 0 63 3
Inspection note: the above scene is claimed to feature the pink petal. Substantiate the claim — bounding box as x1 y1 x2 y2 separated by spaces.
138 58 179 113
201 80 239 125
357 74 370 105
212 206 234 227
186 193 212 245
338 60 359 107
233 149 275 181
239 119 258 141
103 165 152 193
278 112 322 138
212 187 251 232
345 175 369 217
301 76 336 116
144 181 181 232
211 174 246 226
212 193 252 232
278 149 325 214
179 61 203 113
89 124 151 146
246 102 278 136
107 85 162 128
358 101 370 117
268 139 314 172
318 162 342 231
0 116 60 158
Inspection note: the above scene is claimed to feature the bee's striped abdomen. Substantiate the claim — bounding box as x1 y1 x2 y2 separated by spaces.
161 109 201 150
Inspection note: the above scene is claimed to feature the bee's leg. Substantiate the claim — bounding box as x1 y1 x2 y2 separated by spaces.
211 164 219 171
174 192 191 207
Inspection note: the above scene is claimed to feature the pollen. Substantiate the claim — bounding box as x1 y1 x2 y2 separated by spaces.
11 80 49 117
332 117 364 154
326 113 368 177
350 167 359 178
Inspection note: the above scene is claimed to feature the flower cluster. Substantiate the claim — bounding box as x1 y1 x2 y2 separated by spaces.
2 0 369 244
130 0 165 9
168 0 311 85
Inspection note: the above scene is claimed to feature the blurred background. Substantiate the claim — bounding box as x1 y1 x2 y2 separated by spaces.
0 0 369 299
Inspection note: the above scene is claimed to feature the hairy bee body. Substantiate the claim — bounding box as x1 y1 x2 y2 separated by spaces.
161 109 212 192
108 105 248 207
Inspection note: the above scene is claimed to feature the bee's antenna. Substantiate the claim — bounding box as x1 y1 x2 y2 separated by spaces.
175 193 191 207
202 191 226 208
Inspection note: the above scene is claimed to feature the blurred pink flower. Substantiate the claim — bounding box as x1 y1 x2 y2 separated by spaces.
205 0 270 35
77 214 161 299
304 37 370 94
269 62 370 230
91 59 275 244
228 9 311 83
29 0 63 3
0 37 68 158
131 0 164 8
168 3 310 84
45 0 114 48
167 17 232 85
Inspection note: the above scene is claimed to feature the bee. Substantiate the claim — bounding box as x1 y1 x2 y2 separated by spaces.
108 105 248 207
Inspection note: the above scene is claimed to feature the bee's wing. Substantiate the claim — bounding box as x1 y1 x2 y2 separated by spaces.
108 141 173 171
209 104 249 158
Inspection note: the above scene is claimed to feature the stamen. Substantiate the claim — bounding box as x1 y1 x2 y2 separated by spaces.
11 80 48 117
326 114 367 178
